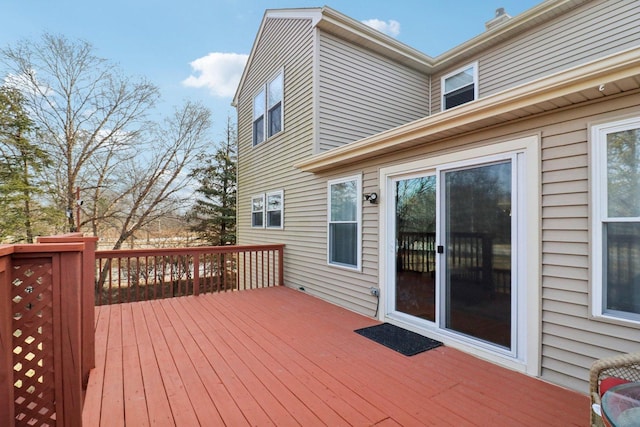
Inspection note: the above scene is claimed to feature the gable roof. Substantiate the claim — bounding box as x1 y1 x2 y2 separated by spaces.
232 0 591 106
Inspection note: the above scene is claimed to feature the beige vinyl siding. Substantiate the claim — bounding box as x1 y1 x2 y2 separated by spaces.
538 95 640 392
317 32 430 152
307 91 639 393
432 0 640 113
237 17 381 315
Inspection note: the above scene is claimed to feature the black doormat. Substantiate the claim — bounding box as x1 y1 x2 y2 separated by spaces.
354 323 443 356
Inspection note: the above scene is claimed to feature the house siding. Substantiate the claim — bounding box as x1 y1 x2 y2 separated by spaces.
317 32 430 152
237 2 640 396
432 0 640 113
326 92 638 393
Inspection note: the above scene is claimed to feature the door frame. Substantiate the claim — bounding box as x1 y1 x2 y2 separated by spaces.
378 135 540 375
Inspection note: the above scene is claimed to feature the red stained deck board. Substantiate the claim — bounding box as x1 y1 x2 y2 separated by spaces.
194 294 367 426
130 301 174 426
83 286 589 426
218 289 460 426
120 304 150 427
192 295 380 426
139 302 201 427
99 305 124 427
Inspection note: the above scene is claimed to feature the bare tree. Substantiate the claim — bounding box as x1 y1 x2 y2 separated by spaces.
1 33 159 231
99 101 211 249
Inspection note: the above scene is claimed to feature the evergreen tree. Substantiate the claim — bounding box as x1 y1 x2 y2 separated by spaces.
0 86 53 242
189 117 237 245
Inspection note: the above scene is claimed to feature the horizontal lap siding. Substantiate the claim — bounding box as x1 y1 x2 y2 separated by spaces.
318 33 429 151
432 0 640 113
539 96 640 392
237 19 382 315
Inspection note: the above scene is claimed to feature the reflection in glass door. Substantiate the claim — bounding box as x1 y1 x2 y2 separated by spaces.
443 161 512 348
394 176 437 321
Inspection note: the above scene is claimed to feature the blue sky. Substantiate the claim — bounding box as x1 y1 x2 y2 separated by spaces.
2 0 541 141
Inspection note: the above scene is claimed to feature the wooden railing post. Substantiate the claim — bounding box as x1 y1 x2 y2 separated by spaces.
278 245 284 286
55 251 84 426
0 249 15 426
38 235 98 387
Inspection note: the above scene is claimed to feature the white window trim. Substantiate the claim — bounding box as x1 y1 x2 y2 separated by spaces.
267 71 284 139
266 189 284 229
252 87 266 146
252 69 284 147
327 174 362 271
251 194 265 228
591 116 640 324
441 62 478 111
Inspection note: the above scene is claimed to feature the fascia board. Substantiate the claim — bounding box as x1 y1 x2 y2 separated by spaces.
295 46 640 173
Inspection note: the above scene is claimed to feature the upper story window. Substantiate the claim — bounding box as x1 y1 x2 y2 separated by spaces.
327 175 362 270
591 116 640 323
253 71 284 146
442 63 478 110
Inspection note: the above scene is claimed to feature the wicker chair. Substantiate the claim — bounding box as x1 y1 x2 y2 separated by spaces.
589 351 640 427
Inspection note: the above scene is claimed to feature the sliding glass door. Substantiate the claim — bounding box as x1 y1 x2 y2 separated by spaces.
391 156 516 351
442 161 512 348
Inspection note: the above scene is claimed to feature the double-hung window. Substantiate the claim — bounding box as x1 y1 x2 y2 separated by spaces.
266 190 283 229
251 195 264 228
328 175 361 269
592 117 640 322
252 190 284 229
441 63 478 110
252 71 283 146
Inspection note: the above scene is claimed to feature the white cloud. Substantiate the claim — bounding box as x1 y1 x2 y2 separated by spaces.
361 18 401 38
182 52 249 98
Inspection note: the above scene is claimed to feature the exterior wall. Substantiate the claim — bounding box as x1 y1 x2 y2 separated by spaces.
317 32 430 152
313 91 639 393
431 0 640 112
237 2 640 395
236 17 387 314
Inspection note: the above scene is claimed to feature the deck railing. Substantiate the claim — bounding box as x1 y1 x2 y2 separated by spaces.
1 234 96 427
2 236 285 426
94 244 285 305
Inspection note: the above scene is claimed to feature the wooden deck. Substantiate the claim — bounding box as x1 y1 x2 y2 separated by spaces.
82 286 589 426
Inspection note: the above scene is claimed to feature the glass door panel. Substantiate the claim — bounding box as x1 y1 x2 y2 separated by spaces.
443 161 512 348
395 176 437 321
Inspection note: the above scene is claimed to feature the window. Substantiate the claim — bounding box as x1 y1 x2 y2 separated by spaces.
253 71 283 146
251 191 284 229
266 190 283 229
442 63 478 110
251 195 264 227
328 175 361 269
252 89 265 146
592 117 640 322
267 74 283 138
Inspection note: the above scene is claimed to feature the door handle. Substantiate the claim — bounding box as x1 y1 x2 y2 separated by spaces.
437 245 444 254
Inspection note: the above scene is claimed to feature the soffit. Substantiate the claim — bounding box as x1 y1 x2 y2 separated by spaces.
295 47 640 173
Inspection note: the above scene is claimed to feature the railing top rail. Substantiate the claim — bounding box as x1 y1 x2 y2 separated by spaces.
38 235 99 244
96 243 285 258
7 242 86 255
0 245 13 257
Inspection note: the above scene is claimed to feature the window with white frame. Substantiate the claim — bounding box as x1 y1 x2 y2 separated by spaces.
251 195 264 228
442 63 478 110
253 71 283 146
252 89 265 146
266 190 283 229
328 175 361 269
592 117 640 322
